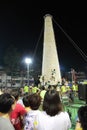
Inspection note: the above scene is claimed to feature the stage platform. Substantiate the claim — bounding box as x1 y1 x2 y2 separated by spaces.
62 96 86 130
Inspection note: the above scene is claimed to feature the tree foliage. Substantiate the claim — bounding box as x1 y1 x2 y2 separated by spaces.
4 44 21 75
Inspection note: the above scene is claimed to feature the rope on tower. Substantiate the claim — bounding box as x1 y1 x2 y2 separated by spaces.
53 18 87 62
32 25 43 60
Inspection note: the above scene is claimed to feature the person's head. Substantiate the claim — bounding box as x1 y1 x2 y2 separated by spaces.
22 94 30 107
11 90 20 101
41 86 45 90
78 105 87 130
43 89 62 116
28 93 41 110
0 93 15 114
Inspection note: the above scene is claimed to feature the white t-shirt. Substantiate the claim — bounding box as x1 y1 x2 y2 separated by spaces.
23 110 41 130
0 117 15 130
37 111 71 130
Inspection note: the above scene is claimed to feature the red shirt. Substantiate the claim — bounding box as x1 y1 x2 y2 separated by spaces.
10 103 27 130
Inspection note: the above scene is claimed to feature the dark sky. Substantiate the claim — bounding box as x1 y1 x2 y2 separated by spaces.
0 2 87 72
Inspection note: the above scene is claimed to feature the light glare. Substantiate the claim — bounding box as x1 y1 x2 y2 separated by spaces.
25 58 32 64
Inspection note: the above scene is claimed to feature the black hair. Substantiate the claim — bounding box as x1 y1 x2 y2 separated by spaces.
22 94 30 107
28 93 41 110
43 89 62 116
78 105 87 130
0 93 15 113
11 90 20 101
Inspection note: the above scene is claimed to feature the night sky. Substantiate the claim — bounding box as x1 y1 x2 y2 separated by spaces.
0 2 87 72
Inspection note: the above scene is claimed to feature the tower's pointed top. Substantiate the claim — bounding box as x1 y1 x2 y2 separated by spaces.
44 14 53 19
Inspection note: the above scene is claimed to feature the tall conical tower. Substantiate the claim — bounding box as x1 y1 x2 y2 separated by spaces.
42 14 61 85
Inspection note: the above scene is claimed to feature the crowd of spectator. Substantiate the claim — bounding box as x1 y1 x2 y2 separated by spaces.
0 81 86 130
